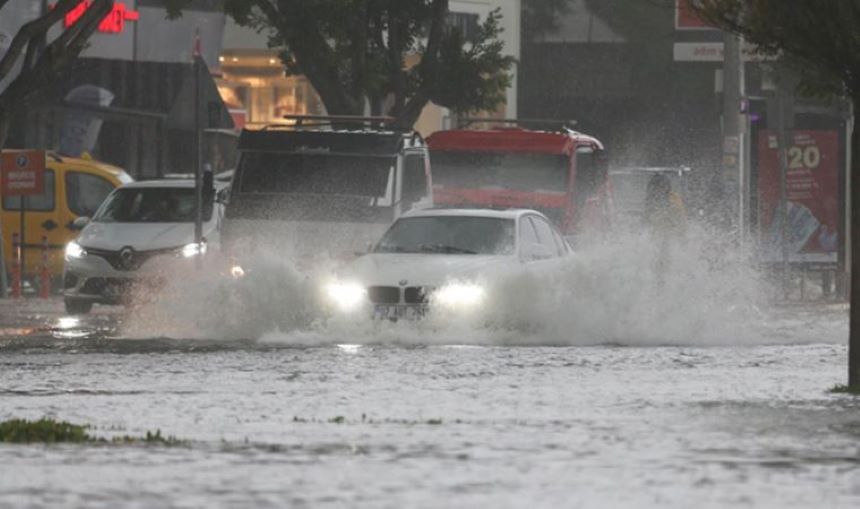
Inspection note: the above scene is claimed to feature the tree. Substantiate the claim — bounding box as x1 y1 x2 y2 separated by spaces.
0 0 115 150
692 0 860 387
168 0 515 128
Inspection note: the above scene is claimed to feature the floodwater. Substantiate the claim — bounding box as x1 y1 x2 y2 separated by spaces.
1 231 858 508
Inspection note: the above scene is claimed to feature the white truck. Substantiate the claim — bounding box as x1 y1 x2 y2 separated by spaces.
221 116 432 264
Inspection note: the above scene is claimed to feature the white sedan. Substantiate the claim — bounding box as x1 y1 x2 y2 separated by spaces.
323 208 572 321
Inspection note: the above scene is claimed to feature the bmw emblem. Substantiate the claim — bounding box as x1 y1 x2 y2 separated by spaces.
399 279 408 286
16 154 28 167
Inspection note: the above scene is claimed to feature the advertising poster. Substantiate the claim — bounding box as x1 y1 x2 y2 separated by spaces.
758 130 840 263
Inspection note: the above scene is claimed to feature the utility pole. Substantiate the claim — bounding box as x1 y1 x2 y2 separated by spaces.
193 29 203 269
774 81 792 299
722 33 746 239
850 93 860 387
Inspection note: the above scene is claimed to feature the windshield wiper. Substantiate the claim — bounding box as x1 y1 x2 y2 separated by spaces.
417 244 477 255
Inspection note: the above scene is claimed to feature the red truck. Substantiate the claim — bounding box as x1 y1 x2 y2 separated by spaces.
425 121 612 238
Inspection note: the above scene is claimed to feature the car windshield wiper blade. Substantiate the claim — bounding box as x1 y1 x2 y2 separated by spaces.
417 244 477 255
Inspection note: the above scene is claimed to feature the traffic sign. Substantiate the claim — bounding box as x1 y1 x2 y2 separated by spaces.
1 150 46 197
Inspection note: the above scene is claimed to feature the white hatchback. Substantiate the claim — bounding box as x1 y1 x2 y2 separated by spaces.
62 178 226 314
322 208 571 321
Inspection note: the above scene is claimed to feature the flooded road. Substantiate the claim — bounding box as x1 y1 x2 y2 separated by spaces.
0 301 858 508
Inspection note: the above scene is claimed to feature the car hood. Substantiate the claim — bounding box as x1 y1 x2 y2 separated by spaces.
339 253 516 287
77 222 217 251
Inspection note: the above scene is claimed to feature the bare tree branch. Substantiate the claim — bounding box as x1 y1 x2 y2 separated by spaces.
0 0 114 149
0 0 84 81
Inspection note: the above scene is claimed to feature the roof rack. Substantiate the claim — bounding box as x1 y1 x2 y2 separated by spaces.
458 117 578 130
274 114 402 130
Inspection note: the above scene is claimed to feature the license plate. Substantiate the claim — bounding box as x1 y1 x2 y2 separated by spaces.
373 305 427 321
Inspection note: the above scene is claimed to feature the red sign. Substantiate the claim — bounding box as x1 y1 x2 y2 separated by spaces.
676 0 713 30
758 130 840 263
62 1 139 34
1 150 46 197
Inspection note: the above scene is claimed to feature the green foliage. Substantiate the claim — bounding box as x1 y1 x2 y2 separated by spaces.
429 9 515 116
829 384 860 395
0 418 184 446
112 429 185 446
0 418 91 443
167 0 514 127
693 0 860 97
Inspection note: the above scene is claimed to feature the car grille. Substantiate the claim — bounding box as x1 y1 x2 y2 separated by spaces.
404 287 431 304
368 286 400 304
367 286 432 305
87 246 177 271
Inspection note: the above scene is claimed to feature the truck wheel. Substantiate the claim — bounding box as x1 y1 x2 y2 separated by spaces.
64 299 93 315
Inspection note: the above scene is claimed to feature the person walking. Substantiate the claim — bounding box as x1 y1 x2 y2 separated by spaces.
644 173 686 284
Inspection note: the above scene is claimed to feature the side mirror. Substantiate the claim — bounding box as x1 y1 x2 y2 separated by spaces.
72 216 90 230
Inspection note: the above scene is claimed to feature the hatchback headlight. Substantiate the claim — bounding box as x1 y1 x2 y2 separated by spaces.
65 241 86 260
433 283 485 308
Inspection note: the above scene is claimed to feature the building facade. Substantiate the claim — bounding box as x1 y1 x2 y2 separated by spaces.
1 0 232 178
216 0 522 136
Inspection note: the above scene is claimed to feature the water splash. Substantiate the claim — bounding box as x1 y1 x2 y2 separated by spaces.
120 222 824 347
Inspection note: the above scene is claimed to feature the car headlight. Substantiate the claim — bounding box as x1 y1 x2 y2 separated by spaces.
324 281 367 312
433 283 485 308
65 241 86 260
181 242 207 258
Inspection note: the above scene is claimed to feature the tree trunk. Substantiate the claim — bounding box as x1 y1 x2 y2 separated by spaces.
850 93 860 387
0 107 11 151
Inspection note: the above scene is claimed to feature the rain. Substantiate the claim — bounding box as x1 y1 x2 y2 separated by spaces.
1 1 859 508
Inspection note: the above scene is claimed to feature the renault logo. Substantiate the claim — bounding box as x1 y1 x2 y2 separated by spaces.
119 247 136 270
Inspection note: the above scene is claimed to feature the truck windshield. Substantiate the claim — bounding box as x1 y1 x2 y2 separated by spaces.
431 152 569 193
238 151 394 198
93 187 213 223
374 216 515 255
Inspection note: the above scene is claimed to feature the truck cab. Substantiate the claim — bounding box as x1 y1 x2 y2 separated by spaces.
426 122 611 241
222 116 432 264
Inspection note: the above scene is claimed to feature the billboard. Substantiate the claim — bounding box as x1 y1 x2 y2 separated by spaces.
758 130 840 264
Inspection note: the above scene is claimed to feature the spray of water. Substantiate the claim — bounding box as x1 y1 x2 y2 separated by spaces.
119 219 802 347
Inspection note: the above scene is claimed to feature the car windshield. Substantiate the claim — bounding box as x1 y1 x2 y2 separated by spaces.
431 151 569 193
374 216 515 255
93 187 213 223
